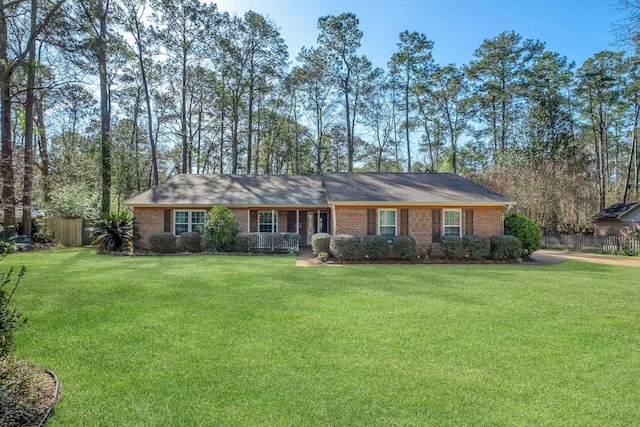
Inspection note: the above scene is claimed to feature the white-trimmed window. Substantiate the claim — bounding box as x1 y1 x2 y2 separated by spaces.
174 210 205 235
378 209 397 239
443 209 462 237
259 211 278 233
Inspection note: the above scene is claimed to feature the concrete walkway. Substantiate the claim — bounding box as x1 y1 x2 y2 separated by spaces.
295 247 640 267
295 247 323 267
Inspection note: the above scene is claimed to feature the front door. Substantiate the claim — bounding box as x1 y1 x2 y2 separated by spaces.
307 212 329 243
313 212 328 234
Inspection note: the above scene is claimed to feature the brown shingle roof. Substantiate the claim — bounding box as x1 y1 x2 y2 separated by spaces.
125 172 513 208
592 202 639 221
323 172 513 205
125 174 327 208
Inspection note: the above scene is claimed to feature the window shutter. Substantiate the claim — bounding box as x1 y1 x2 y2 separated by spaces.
432 209 442 242
249 210 258 232
400 209 409 236
164 209 171 233
464 209 474 235
367 209 376 235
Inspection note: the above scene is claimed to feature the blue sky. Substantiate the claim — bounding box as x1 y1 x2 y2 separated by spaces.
215 0 626 69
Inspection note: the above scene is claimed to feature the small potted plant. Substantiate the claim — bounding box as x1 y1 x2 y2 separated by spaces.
318 251 329 262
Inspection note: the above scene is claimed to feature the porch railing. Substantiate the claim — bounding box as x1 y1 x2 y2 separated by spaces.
241 233 300 253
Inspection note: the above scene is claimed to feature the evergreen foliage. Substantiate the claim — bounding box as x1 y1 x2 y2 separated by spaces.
504 213 541 258
91 212 134 253
203 206 240 252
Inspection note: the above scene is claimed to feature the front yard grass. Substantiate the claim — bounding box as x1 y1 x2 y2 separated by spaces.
7 248 640 426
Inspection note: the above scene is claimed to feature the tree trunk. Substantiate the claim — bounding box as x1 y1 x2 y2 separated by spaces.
22 0 37 237
404 70 410 172
35 90 50 202
133 13 158 186
98 4 111 214
181 43 188 174
0 3 15 228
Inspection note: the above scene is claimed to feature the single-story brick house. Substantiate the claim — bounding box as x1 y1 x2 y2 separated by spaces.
125 172 514 254
592 202 640 237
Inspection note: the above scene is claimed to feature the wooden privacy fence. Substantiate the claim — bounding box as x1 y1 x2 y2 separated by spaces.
42 219 93 247
542 234 640 255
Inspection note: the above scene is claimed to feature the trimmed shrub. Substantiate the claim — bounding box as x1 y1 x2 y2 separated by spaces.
504 212 541 258
391 236 417 260
426 243 446 260
235 234 252 253
311 233 332 255
463 235 491 260
203 206 240 252
177 232 203 253
148 232 176 254
362 235 389 260
490 235 522 260
440 235 465 259
329 234 361 261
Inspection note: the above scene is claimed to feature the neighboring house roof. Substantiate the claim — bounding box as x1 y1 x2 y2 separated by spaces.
125 174 327 208
592 202 640 221
323 172 513 206
125 172 514 208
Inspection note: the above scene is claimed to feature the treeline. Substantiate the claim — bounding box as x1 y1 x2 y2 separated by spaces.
1 0 639 233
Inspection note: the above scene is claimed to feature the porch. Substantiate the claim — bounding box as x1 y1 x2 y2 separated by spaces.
245 209 331 247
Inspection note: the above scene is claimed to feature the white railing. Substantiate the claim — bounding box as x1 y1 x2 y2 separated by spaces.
242 233 300 253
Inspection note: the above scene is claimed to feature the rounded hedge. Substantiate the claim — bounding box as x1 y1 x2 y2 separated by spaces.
362 235 389 260
504 212 540 258
177 232 203 253
329 234 361 261
463 235 491 260
392 236 417 260
440 235 465 259
311 233 332 255
490 235 522 260
148 232 176 254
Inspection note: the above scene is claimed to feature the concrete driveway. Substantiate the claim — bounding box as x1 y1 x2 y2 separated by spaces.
532 249 640 268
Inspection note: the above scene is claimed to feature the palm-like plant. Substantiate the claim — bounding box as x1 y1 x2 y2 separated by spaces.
91 212 134 253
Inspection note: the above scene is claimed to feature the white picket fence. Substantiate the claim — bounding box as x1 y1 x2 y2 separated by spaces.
542 234 640 255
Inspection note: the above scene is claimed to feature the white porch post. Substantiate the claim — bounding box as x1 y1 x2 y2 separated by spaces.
247 210 250 232
272 209 276 232
296 210 300 235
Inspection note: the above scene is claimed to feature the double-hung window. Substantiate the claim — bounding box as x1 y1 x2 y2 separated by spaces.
174 210 205 235
378 209 397 239
259 211 277 233
443 209 462 237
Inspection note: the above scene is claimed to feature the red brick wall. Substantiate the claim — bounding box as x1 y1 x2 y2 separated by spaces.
333 207 369 236
231 209 248 232
333 205 505 255
133 207 167 249
473 207 504 236
408 208 431 255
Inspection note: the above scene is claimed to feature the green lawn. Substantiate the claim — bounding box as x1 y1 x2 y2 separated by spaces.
6 248 640 426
